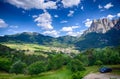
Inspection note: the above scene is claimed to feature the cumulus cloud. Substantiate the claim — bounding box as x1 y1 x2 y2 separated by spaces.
117 13 120 17
104 3 114 9
60 20 68 23
107 14 116 20
43 30 59 37
34 12 53 30
101 13 120 20
67 10 74 17
98 3 114 11
62 0 81 8
0 19 8 28
61 26 79 32
5 0 57 10
84 19 92 27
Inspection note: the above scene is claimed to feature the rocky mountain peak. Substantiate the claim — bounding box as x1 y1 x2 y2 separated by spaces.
83 18 120 35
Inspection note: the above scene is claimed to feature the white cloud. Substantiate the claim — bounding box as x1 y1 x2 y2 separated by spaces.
0 19 8 28
6 0 57 10
71 26 79 29
54 15 59 18
67 10 74 17
117 13 120 17
81 6 84 10
43 30 59 37
84 19 92 27
62 0 81 8
98 5 102 9
60 20 68 23
107 14 116 20
104 3 114 9
61 26 79 32
66 31 83 37
61 27 73 32
34 12 53 30
32 15 37 18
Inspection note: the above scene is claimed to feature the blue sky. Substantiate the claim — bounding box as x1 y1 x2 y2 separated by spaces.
0 0 120 37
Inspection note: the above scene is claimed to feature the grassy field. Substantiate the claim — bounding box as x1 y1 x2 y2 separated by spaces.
0 65 119 79
1 43 80 55
2 43 50 51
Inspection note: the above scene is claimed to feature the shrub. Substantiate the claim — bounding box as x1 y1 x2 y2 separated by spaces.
72 71 83 79
10 60 26 74
68 59 85 72
0 57 12 72
94 60 103 65
28 61 46 75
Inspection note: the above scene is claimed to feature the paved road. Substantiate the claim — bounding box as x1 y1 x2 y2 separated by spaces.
83 73 120 79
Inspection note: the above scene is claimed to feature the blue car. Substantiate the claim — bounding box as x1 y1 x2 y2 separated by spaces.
99 67 112 73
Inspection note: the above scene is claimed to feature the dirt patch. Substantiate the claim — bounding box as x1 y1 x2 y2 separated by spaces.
83 73 120 79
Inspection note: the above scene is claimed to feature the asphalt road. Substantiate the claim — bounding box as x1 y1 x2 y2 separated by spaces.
83 73 120 79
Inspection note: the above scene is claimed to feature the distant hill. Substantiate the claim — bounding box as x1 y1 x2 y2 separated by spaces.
0 32 54 45
0 32 76 48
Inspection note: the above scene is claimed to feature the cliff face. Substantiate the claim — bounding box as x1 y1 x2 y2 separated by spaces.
83 18 119 35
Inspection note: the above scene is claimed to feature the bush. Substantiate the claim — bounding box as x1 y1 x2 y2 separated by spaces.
0 57 12 72
94 60 103 65
10 60 26 74
72 71 83 79
68 59 85 72
47 54 67 70
28 61 46 75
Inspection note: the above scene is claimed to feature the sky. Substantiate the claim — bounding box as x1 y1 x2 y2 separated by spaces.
0 0 120 37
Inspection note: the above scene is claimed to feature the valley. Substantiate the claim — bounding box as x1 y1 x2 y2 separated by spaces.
0 0 120 78
0 17 120 79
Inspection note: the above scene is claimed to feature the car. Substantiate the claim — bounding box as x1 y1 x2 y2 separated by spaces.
99 67 112 73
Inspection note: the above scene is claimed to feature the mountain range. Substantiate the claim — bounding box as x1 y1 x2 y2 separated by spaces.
0 18 120 50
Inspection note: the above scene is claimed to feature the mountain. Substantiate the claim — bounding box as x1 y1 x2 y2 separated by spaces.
0 32 76 47
56 35 77 44
83 18 118 35
0 32 54 45
75 18 120 50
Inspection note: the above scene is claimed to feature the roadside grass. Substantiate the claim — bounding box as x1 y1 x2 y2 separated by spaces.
82 66 100 76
